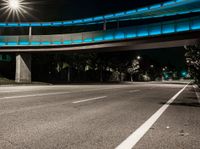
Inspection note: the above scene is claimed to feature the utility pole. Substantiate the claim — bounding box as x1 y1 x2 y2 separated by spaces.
29 26 32 42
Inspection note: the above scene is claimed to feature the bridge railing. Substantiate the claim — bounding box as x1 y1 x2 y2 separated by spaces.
0 0 200 27
0 16 200 47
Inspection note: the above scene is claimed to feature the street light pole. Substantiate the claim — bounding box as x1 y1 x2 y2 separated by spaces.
5 0 33 83
29 26 32 37
28 26 32 43
6 0 32 38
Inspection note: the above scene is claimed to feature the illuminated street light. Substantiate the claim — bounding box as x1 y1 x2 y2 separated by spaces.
137 56 141 60
1 0 34 37
8 0 20 10
1 0 33 21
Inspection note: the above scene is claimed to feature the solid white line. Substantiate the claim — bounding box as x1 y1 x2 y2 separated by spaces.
0 92 70 100
72 96 107 104
115 83 190 149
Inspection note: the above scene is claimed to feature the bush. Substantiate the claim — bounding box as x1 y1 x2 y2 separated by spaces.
185 40 200 87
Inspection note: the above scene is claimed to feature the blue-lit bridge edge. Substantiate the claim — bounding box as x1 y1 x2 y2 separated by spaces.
0 16 200 47
0 0 199 27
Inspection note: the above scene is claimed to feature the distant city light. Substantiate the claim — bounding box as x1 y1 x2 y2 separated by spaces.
181 71 187 77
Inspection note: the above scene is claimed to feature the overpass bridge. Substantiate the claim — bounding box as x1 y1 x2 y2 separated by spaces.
0 16 199 51
0 0 200 28
0 0 199 83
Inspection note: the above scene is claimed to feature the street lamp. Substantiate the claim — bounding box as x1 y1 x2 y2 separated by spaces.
2 0 33 37
8 0 20 10
137 56 141 60
1 0 32 21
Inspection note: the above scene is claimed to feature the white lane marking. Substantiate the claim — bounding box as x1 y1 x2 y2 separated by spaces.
193 85 200 104
0 89 52 93
128 90 140 93
0 85 135 94
115 83 190 149
72 96 107 104
0 92 70 100
0 96 107 115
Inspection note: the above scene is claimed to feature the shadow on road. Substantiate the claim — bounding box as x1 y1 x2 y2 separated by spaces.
160 101 200 108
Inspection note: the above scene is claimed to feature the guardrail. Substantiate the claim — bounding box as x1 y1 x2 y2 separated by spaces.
0 0 199 27
0 16 199 47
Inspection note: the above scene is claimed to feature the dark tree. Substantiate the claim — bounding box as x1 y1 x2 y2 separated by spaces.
185 40 200 86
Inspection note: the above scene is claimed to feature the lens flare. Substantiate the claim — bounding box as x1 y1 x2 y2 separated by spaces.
8 0 20 10
0 0 33 21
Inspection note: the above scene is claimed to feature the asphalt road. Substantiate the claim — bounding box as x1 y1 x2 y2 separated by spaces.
0 82 199 149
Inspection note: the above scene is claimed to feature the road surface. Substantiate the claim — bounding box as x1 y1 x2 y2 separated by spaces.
0 82 199 149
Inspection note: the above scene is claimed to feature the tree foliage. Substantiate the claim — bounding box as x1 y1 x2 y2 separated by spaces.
31 52 164 83
185 40 200 86
127 59 140 81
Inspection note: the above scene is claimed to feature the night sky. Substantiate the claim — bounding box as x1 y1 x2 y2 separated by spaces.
0 0 166 22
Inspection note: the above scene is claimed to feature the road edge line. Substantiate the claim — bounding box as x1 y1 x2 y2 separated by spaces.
115 82 190 149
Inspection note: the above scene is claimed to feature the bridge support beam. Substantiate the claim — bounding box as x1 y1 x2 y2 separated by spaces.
15 53 32 83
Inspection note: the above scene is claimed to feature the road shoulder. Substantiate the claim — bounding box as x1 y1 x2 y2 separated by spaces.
134 84 200 149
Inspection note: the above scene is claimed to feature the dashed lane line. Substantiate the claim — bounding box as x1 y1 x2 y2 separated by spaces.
0 92 71 100
72 96 107 104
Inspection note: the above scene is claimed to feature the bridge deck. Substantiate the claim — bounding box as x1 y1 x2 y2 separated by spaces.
0 31 199 52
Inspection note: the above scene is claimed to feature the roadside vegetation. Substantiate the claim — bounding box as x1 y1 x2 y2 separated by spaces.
185 40 200 87
31 51 186 83
0 49 188 84
0 75 15 85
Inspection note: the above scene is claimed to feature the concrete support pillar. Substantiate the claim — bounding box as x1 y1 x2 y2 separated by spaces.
15 53 32 83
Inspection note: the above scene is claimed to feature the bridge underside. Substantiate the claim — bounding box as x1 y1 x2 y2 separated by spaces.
0 31 199 83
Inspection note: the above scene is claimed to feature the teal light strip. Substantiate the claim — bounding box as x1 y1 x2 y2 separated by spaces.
0 0 199 28
0 16 199 47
